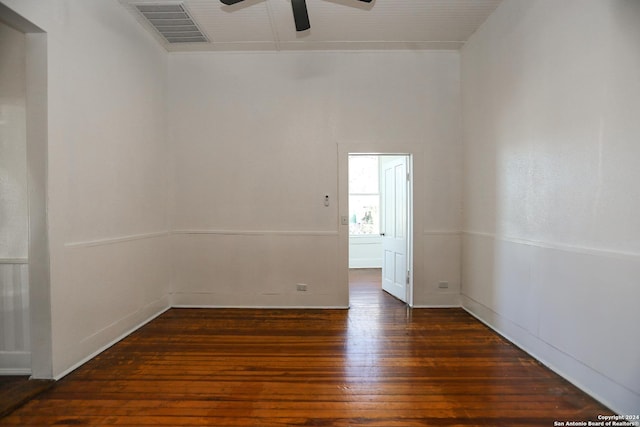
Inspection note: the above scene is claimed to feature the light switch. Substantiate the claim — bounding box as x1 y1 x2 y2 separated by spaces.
324 195 330 207
341 216 349 225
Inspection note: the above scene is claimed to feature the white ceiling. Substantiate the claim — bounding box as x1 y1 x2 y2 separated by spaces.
120 0 502 52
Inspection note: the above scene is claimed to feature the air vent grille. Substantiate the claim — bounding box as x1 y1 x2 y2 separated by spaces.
135 3 208 44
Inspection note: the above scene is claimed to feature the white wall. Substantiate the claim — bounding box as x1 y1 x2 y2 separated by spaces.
1 4 462 377
2 0 171 378
168 51 462 307
349 235 382 269
461 0 640 414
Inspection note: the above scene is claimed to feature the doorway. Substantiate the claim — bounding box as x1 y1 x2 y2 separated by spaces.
346 154 413 305
0 19 30 375
0 4 51 379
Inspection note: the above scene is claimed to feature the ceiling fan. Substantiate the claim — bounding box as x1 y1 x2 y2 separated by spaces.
220 0 373 32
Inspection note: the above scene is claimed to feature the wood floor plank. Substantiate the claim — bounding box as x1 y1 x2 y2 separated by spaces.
0 376 54 419
0 269 613 426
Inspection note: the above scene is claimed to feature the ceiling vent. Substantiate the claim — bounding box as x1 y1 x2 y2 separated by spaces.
134 3 208 44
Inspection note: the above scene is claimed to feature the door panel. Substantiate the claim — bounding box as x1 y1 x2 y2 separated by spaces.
381 156 408 302
395 165 406 239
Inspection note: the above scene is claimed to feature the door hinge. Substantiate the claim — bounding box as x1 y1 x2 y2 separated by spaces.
406 172 410 182
406 271 410 285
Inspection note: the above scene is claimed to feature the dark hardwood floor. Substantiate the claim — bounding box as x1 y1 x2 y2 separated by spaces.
1 269 612 426
0 376 53 419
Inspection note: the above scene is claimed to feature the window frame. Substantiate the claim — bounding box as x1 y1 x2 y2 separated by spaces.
348 156 381 237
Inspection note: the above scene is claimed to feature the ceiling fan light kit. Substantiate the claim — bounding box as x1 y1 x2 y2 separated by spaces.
220 0 373 32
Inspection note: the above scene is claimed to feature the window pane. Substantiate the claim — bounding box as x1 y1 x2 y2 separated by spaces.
349 156 378 194
349 195 379 235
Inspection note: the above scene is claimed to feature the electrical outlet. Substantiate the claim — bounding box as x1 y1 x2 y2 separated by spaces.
438 281 449 289
296 283 308 292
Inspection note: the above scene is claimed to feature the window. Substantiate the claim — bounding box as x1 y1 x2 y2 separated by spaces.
348 156 380 236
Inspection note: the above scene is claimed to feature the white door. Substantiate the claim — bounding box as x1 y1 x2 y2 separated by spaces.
380 156 409 303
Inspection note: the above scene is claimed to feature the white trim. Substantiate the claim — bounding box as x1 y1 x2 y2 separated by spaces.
171 291 347 308
172 305 349 310
0 258 28 264
53 302 171 380
349 258 383 269
64 231 169 249
461 295 635 415
411 304 461 309
0 368 31 375
420 291 461 307
462 230 640 260
0 351 31 375
171 229 338 237
166 44 463 55
423 230 461 236
349 234 382 240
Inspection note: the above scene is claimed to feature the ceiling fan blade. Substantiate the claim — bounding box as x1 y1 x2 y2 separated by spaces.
291 0 311 31
220 0 245 5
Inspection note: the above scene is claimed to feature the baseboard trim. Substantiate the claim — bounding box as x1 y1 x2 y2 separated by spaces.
172 229 338 237
417 292 461 307
349 259 382 269
172 305 350 310
411 304 461 309
65 231 169 249
461 294 636 415
51 298 351 381
171 291 348 308
0 351 31 375
54 302 171 381
0 369 31 375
